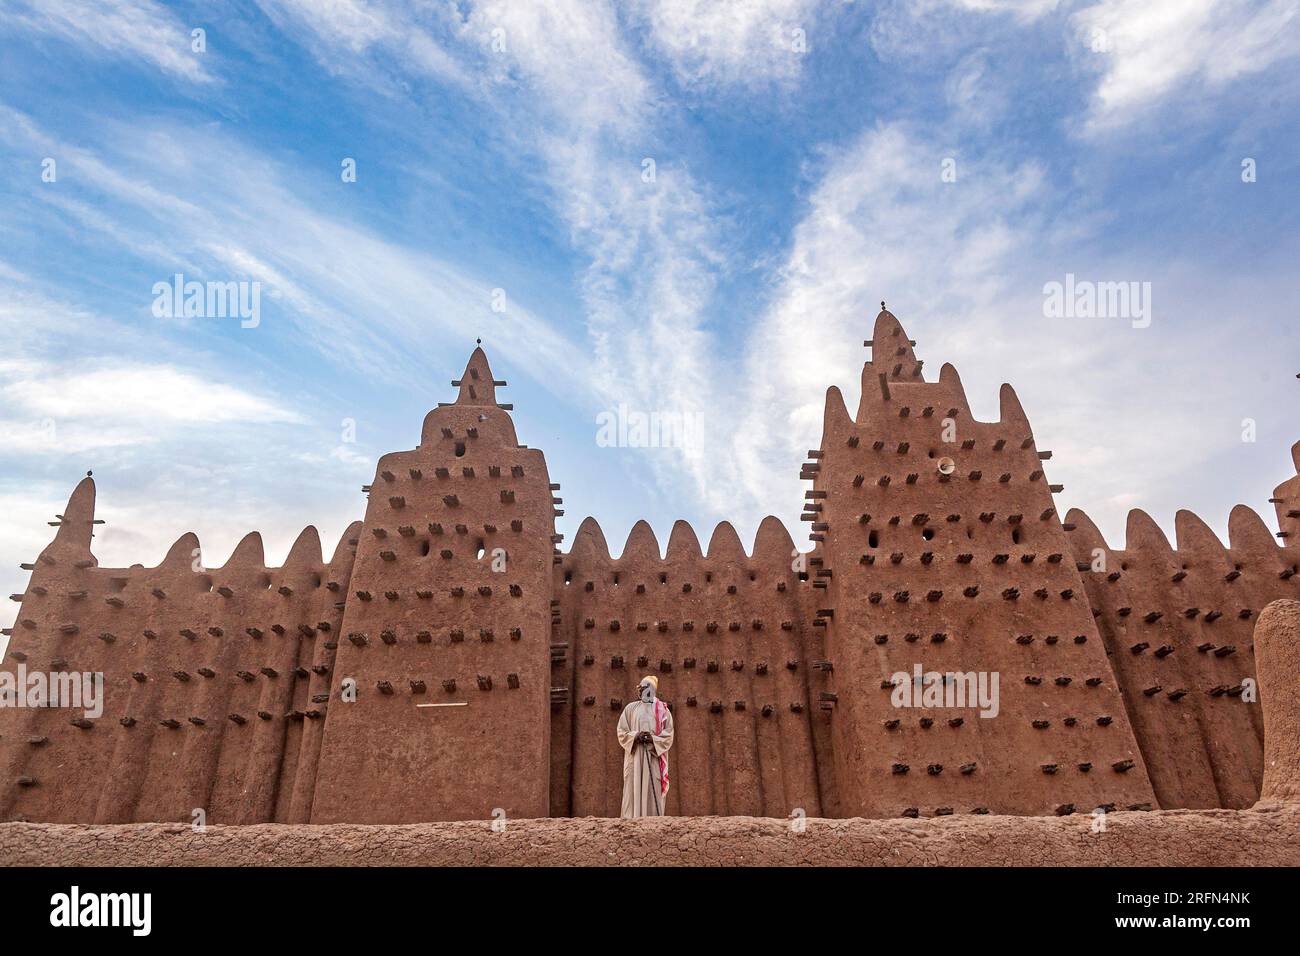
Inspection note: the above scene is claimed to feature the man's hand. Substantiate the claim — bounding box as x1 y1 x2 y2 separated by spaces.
636 730 652 745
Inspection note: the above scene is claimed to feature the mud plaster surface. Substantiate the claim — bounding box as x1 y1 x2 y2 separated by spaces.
2 804 1296 867
5 323 1299 826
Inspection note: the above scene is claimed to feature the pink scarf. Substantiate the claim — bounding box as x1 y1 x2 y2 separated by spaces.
654 699 669 796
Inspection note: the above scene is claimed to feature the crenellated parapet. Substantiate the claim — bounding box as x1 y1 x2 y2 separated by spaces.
1066 504 1298 808
0 476 361 823
553 515 835 818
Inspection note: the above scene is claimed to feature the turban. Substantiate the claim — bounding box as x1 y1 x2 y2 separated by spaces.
639 675 659 691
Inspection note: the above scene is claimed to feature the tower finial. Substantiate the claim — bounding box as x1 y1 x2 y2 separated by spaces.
45 475 98 556
864 308 921 385
452 346 500 406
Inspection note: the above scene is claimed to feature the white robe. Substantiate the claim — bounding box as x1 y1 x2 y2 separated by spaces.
617 698 674 818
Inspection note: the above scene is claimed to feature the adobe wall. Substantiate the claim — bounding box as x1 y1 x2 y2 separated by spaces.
552 516 836 818
1273 441 1300 544
0 478 361 824
2 310 1293 825
1064 508 1296 809
1255 599 1300 803
7 595 1299 860
308 350 557 823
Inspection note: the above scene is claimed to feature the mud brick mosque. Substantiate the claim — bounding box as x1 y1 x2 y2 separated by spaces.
3 308 1297 824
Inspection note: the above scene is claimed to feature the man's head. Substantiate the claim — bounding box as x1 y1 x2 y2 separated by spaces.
638 675 658 703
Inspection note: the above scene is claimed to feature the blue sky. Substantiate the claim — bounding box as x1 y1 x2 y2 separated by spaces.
2 0 1299 637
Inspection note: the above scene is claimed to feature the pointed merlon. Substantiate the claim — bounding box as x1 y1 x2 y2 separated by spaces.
283 525 324 569
1228 504 1280 553
618 519 660 563
935 364 973 420
1063 508 1111 557
822 385 853 434
329 521 365 565
753 516 796 565
223 531 266 571
666 520 704 562
567 517 612 563
997 383 1030 432
161 532 202 568
1174 509 1227 554
706 522 747 564
1125 509 1173 553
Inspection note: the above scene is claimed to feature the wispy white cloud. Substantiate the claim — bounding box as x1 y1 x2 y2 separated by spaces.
0 106 594 402
728 120 1297 547
4 0 1296 611
875 0 1300 130
0 270 368 635
1 0 214 83
457 2 739 505
869 0 1056 63
1072 0 1300 128
729 123 1048 530
254 2 737 504
252 0 475 91
0 274 304 451
947 0 1059 17
632 0 822 88
3 361 304 429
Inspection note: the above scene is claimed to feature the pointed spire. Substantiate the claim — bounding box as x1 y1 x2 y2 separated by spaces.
453 346 499 406
49 475 97 554
865 306 922 383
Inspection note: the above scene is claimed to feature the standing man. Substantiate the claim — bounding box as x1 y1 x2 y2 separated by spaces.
616 675 675 818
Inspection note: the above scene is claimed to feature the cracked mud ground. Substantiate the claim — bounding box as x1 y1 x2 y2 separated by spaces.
2 803 1296 866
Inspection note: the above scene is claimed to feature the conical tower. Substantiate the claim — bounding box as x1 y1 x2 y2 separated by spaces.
310 345 560 823
807 307 1156 818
